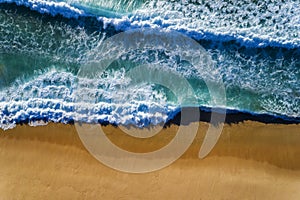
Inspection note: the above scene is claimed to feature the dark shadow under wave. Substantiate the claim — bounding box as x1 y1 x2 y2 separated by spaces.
164 107 300 127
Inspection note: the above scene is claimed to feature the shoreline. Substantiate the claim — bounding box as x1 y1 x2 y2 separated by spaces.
2 106 300 131
0 121 300 199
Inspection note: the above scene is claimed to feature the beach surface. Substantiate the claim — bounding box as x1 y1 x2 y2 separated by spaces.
0 122 300 199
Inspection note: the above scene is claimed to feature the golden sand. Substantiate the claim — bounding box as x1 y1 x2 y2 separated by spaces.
0 122 299 199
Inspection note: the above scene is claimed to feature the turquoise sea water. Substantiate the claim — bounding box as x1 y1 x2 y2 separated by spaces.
0 0 299 129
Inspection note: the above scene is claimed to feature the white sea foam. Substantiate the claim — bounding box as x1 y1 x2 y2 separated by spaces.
0 0 85 17
1 0 299 48
0 70 178 130
0 0 299 129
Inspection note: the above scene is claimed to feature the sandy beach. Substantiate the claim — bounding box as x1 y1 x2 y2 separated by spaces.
0 121 300 199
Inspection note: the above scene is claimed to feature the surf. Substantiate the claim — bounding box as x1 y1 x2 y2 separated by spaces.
0 1 299 130
1 0 299 48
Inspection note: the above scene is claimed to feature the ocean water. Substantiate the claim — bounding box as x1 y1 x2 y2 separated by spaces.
0 0 299 130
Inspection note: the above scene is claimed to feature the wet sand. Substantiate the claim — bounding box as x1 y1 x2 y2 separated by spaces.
0 122 299 199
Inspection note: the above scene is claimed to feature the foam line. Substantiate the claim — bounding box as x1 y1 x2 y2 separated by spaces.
1 0 299 48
